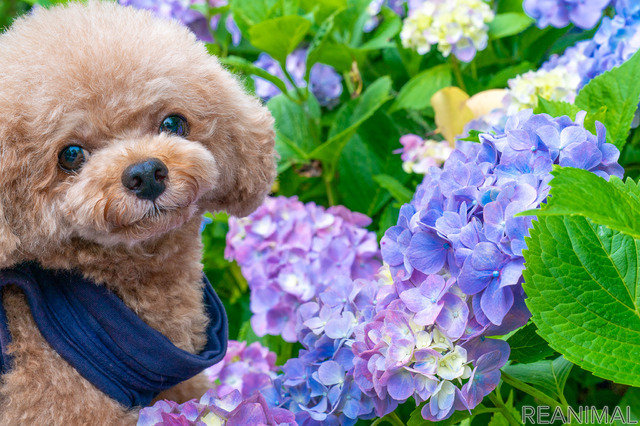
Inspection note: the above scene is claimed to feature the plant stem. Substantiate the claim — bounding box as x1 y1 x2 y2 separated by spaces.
450 55 467 93
488 391 522 426
324 173 336 206
371 411 405 426
281 64 307 103
501 372 567 410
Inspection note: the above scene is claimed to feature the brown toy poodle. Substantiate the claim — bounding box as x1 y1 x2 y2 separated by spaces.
0 1 276 424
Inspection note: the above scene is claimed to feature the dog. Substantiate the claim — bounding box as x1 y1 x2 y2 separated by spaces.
0 1 276 424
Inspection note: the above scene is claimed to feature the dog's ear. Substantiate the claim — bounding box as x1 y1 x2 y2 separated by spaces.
204 95 278 218
0 202 20 268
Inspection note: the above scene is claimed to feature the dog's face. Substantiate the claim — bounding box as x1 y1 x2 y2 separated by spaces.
0 2 276 262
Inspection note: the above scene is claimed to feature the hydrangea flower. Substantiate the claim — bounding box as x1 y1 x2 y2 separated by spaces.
523 0 612 30
265 273 389 425
347 267 512 421
395 135 454 174
365 0 407 31
204 341 279 399
225 197 380 342
119 0 241 44
138 389 296 425
383 110 623 327
578 9 640 86
400 0 494 62
253 50 343 108
503 41 588 115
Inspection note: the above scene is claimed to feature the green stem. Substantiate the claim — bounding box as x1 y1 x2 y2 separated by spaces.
282 64 307 102
488 391 522 426
450 55 467 93
324 173 336 206
501 372 567 410
371 411 405 426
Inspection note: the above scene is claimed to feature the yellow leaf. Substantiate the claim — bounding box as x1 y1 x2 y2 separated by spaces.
431 87 474 146
466 89 507 118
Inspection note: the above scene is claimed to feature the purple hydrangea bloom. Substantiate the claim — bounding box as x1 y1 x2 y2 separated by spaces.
225 197 380 342
383 109 623 330
350 267 511 421
204 341 278 400
138 389 296 425
523 0 612 30
261 273 388 426
578 11 640 86
119 0 241 44
253 50 343 108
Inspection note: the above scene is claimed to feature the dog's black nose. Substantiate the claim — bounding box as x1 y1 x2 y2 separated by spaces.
122 158 168 201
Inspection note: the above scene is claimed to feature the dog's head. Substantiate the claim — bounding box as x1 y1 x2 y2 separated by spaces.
0 2 276 265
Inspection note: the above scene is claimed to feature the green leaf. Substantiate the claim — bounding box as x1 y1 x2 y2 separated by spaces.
267 92 321 169
488 13 534 39
248 16 312 63
502 356 573 400
389 64 452 112
219 55 289 94
306 10 342 75
309 76 392 171
336 111 405 216
520 167 640 240
533 97 581 119
358 7 401 50
575 48 640 150
373 174 414 205
458 130 482 142
230 0 279 36
507 322 556 364
522 213 640 386
407 403 495 426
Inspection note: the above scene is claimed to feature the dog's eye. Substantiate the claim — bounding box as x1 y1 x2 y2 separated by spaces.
58 146 89 172
159 115 188 137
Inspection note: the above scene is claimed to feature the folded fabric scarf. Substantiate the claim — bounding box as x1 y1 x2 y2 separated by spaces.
0 262 228 408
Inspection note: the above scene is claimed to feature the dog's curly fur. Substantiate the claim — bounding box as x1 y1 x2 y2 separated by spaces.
0 2 276 424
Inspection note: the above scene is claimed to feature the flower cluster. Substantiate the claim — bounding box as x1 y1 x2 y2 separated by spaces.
253 49 343 108
351 272 512 421
503 41 588 115
383 109 622 327
358 110 624 421
578 3 640 86
395 134 453 174
225 196 380 342
523 0 611 30
264 273 390 425
400 0 494 62
138 390 296 426
204 341 279 400
119 0 241 44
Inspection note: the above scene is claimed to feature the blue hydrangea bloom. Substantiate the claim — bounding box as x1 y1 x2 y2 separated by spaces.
523 0 612 30
382 109 623 329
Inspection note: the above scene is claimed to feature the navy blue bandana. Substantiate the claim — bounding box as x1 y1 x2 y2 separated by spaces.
0 262 228 408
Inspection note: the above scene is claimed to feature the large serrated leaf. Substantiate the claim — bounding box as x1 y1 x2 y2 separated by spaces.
522 214 640 386
521 167 640 240
533 97 581 119
575 49 640 150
